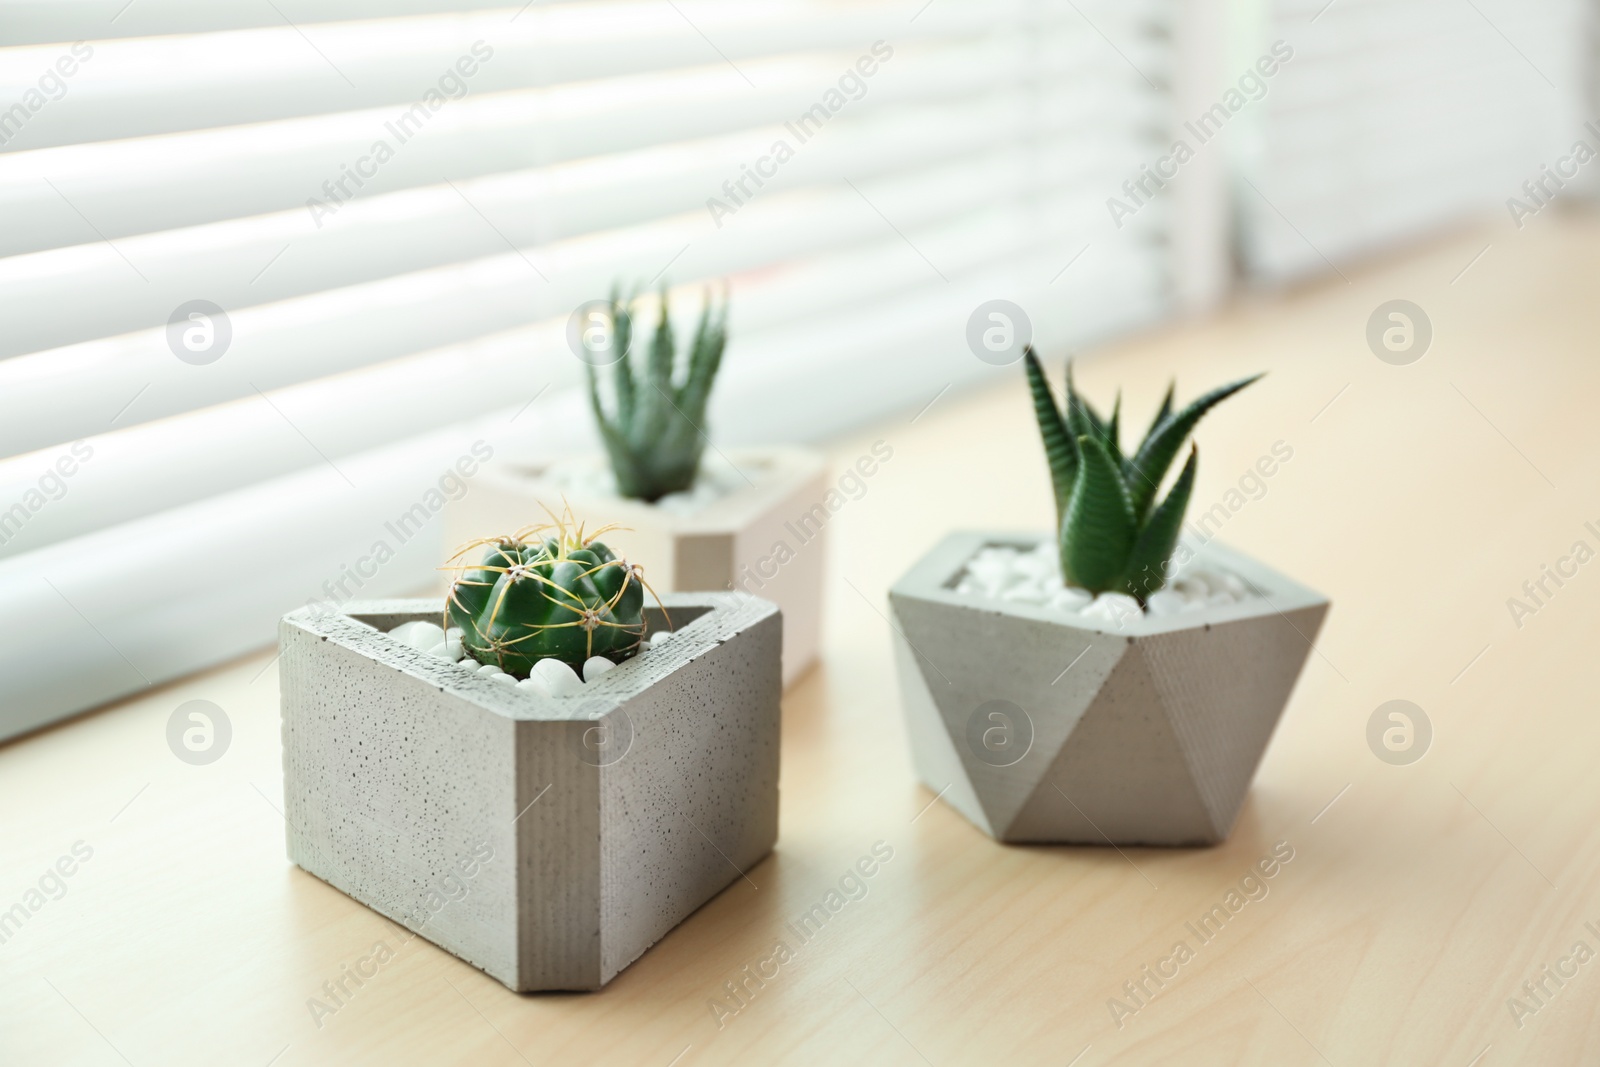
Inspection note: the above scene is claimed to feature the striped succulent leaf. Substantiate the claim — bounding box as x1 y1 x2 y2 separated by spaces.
584 285 729 503
1023 346 1259 600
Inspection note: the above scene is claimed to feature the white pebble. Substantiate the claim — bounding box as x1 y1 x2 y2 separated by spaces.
385 621 426 647
1014 554 1055 580
490 672 517 686
533 658 584 697
517 675 550 697
458 658 479 671
952 544 1258 622
423 638 465 663
1082 592 1143 628
966 559 1019 590
654 490 698 515
1000 583 1048 605
583 656 616 682
1145 589 1188 616
1048 588 1093 613
476 663 504 677
404 622 445 650
649 630 673 648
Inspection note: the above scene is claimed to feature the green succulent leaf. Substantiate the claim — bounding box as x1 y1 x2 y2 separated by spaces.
634 289 676 447
593 414 652 499
1106 390 1124 471
1143 379 1174 449
584 283 729 502
610 289 636 429
1029 362 1258 601
1127 373 1261 521
1023 347 1078 526
1059 436 1137 595
682 289 723 403
1123 445 1198 602
1063 361 1106 443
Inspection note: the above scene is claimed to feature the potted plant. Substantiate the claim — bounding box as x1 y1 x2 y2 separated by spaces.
445 285 826 688
888 351 1328 846
278 510 781 991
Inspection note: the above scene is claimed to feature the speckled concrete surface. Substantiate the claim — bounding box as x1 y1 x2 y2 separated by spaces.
889 533 1329 846
280 592 781 991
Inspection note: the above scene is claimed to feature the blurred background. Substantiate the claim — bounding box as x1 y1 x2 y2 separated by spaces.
1 0 1593 739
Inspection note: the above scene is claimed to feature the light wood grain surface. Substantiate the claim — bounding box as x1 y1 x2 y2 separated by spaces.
5 214 1600 1066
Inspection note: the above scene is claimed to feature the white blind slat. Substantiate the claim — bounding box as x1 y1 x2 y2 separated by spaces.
5 0 502 46
1 33 1142 257
1242 0 1589 280
0 2 1149 151
0 0 1173 738
0 141 1164 458
0 88 1163 358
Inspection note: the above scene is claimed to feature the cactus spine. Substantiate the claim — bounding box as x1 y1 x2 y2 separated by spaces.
445 511 654 678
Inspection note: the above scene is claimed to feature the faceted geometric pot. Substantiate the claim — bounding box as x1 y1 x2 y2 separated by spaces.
889 532 1329 846
444 445 826 689
278 593 780 991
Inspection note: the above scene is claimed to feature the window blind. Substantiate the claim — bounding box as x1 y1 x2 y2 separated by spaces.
0 0 1175 740
1239 0 1591 282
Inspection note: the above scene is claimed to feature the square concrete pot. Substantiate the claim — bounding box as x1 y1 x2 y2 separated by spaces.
278 592 781 991
889 532 1328 846
446 446 826 689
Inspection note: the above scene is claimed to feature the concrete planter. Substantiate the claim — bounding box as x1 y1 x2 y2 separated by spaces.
446 446 826 689
889 532 1328 846
278 592 781 992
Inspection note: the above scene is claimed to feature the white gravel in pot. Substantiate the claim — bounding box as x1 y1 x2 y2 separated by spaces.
386 620 684 693
537 452 754 517
953 541 1257 627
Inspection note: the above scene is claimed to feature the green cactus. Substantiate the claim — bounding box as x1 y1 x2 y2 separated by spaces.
1024 348 1261 601
444 511 653 678
585 285 729 503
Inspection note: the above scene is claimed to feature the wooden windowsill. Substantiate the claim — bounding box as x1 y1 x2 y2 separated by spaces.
5 213 1598 1065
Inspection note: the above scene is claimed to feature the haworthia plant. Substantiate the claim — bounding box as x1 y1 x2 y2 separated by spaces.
585 286 729 502
1024 348 1260 601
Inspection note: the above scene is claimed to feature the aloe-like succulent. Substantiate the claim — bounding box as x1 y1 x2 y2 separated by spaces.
1024 348 1260 601
445 512 655 678
585 286 729 503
